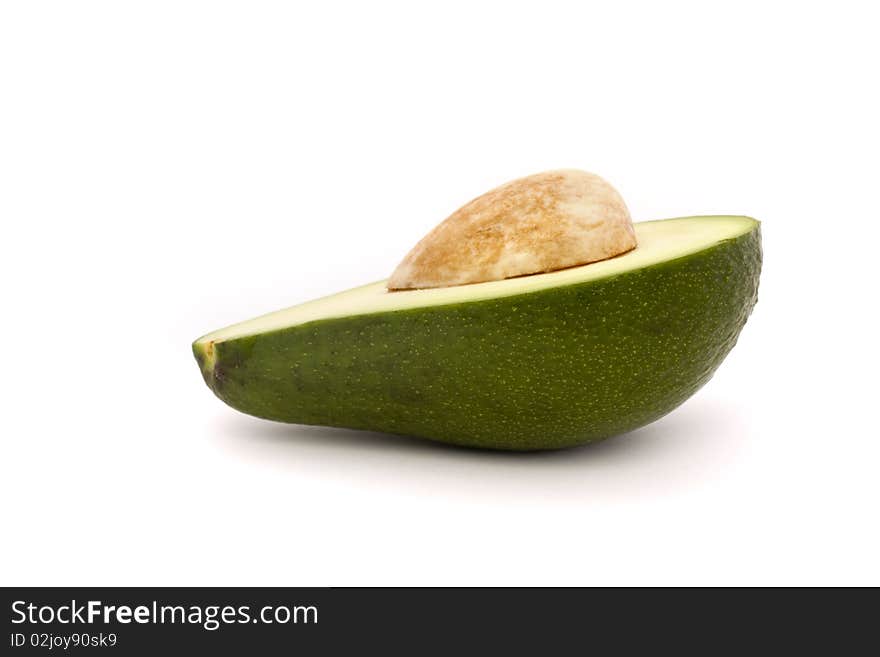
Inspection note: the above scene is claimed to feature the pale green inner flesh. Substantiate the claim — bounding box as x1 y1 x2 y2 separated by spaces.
197 216 756 345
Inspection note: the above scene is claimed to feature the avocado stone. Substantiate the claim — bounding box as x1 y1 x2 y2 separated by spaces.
193 215 761 450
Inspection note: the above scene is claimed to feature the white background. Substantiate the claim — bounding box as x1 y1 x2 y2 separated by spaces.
2 1 878 586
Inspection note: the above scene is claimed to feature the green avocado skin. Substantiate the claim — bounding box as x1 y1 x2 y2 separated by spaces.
194 224 761 450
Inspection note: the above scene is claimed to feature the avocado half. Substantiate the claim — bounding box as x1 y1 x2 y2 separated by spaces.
194 215 761 450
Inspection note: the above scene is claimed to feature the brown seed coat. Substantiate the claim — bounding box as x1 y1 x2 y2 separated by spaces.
388 170 637 290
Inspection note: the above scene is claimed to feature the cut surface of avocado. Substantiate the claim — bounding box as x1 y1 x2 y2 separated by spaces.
193 215 761 451
197 215 754 347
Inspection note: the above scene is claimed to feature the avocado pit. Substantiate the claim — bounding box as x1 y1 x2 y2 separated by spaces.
387 169 637 290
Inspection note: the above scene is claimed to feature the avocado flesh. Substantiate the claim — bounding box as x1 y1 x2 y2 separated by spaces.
194 215 761 450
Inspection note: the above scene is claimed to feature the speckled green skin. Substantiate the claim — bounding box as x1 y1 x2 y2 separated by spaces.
194 224 760 450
